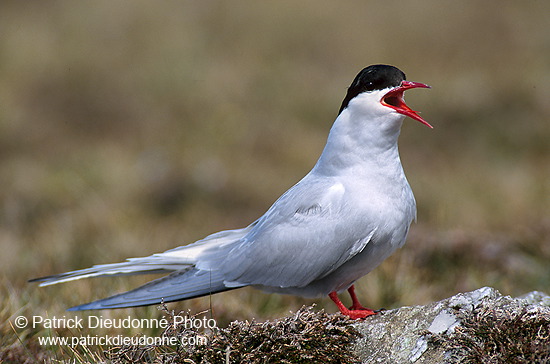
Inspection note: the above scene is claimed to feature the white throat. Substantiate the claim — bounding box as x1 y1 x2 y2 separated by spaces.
313 93 407 176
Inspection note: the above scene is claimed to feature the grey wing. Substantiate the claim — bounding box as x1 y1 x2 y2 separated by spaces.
221 177 377 288
67 268 236 310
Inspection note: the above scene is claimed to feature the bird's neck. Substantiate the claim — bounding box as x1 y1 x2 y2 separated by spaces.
312 110 405 177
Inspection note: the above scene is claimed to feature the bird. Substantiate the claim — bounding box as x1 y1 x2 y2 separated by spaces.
31 64 432 319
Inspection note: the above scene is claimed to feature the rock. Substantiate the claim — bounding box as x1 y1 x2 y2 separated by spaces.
90 287 550 363
352 287 550 363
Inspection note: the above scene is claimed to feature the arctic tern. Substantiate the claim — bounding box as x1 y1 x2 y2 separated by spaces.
32 64 431 319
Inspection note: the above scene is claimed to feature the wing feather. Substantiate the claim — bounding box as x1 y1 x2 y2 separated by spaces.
221 176 377 288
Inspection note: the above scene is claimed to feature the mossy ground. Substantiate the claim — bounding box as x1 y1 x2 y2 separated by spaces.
2 306 361 364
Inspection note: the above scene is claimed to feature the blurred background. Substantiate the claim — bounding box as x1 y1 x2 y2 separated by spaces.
1 0 549 336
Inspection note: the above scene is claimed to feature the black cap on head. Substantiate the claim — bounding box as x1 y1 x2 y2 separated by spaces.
338 65 406 114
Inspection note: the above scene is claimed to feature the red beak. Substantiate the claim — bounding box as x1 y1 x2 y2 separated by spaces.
381 81 432 128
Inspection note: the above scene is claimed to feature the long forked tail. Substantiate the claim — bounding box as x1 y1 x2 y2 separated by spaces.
30 225 254 310
29 257 189 287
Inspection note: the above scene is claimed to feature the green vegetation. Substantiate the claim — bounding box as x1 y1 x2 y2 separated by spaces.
1 1 549 362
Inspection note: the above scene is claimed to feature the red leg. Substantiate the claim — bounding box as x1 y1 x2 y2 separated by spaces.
348 285 368 310
329 290 376 320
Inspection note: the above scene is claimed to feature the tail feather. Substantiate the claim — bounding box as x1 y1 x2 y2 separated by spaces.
67 268 239 310
31 224 256 287
29 258 191 287
31 224 257 309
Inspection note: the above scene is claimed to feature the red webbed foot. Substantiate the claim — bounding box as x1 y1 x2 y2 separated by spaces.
329 287 378 320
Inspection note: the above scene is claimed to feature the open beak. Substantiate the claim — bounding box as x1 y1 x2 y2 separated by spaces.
381 81 432 128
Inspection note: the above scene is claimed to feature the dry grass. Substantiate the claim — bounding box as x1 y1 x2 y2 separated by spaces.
103 305 360 364
444 300 550 363
1 0 549 362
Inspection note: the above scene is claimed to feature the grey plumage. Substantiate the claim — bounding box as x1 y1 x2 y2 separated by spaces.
32 65 430 315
